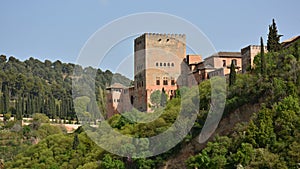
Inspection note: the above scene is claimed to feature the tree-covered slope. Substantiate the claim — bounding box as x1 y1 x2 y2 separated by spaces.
0 56 131 121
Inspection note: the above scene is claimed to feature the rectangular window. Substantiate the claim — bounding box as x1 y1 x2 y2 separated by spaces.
232 59 237 66
171 77 175 85
156 77 160 85
163 77 168 85
222 60 226 67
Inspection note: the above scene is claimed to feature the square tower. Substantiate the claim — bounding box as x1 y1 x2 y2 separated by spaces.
241 45 267 73
134 33 186 112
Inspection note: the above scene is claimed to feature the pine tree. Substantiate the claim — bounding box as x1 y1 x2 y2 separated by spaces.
229 60 236 86
260 37 266 77
267 19 282 52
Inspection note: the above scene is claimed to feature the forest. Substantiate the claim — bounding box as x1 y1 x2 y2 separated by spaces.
1 20 300 169
0 56 131 122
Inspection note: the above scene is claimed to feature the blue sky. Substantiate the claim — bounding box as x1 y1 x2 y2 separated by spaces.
0 0 299 78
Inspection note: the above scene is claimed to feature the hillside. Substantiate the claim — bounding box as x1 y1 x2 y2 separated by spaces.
0 55 131 121
1 24 300 168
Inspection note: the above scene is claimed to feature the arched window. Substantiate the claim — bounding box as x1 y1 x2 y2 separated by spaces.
171 63 174 67
167 63 170 66
156 62 159 66
164 63 166 67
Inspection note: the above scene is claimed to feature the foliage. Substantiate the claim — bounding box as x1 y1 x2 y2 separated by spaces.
229 60 236 86
260 37 266 77
150 90 162 109
0 56 130 121
267 19 282 52
186 30 300 168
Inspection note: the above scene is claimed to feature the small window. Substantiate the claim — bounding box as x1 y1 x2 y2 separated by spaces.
171 77 175 85
160 62 162 66
117 99 120 102
167 63 170 67
166 39 169 42
163 77 168 85
171 63 174 67
164 63 166 67
232 59 237 66
156 77 160 85
158 39 161 42
156 62 159 66
222 60 226 67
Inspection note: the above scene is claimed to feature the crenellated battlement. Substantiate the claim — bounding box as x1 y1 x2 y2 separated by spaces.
135 33 186 43
145 33 185 42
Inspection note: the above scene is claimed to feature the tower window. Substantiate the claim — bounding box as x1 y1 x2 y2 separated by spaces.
163 77 168 85
156 77 160 85
222 60 226 67
171 63 174 67
156 62 159 66
164 63 166 67
171 77 175 85
160 62 162 66
167 63 170 66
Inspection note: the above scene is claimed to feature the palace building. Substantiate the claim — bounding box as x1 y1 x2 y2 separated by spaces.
105 33 266 117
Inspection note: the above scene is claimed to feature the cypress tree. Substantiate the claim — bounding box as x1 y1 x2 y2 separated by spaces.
229 60 236 86
16 96 23 120
260 37 266 77
160 88 167 107
72 133 79 150
267 19 282 52
2 83 9 114
294 42 299 61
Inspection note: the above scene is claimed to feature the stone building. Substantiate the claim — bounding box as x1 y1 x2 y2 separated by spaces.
241 45 267 73
189 52 242 83
133 33 187 112
106 83 134 118
106 33 243 116
281 35 300 48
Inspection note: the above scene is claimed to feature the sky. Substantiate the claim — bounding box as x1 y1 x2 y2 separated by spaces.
0 0 299 79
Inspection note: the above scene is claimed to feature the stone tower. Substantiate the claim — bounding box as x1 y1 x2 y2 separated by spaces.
133 33 187 112
241 45 267 73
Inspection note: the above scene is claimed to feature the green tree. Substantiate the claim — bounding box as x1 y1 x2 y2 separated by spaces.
260 37 266 77
267 19 282 52
2 83 9 114
72 133 79 150
160 88 167 107
32 113 50 130
150 90 161 108
229 60 236 86
100 154 125 169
